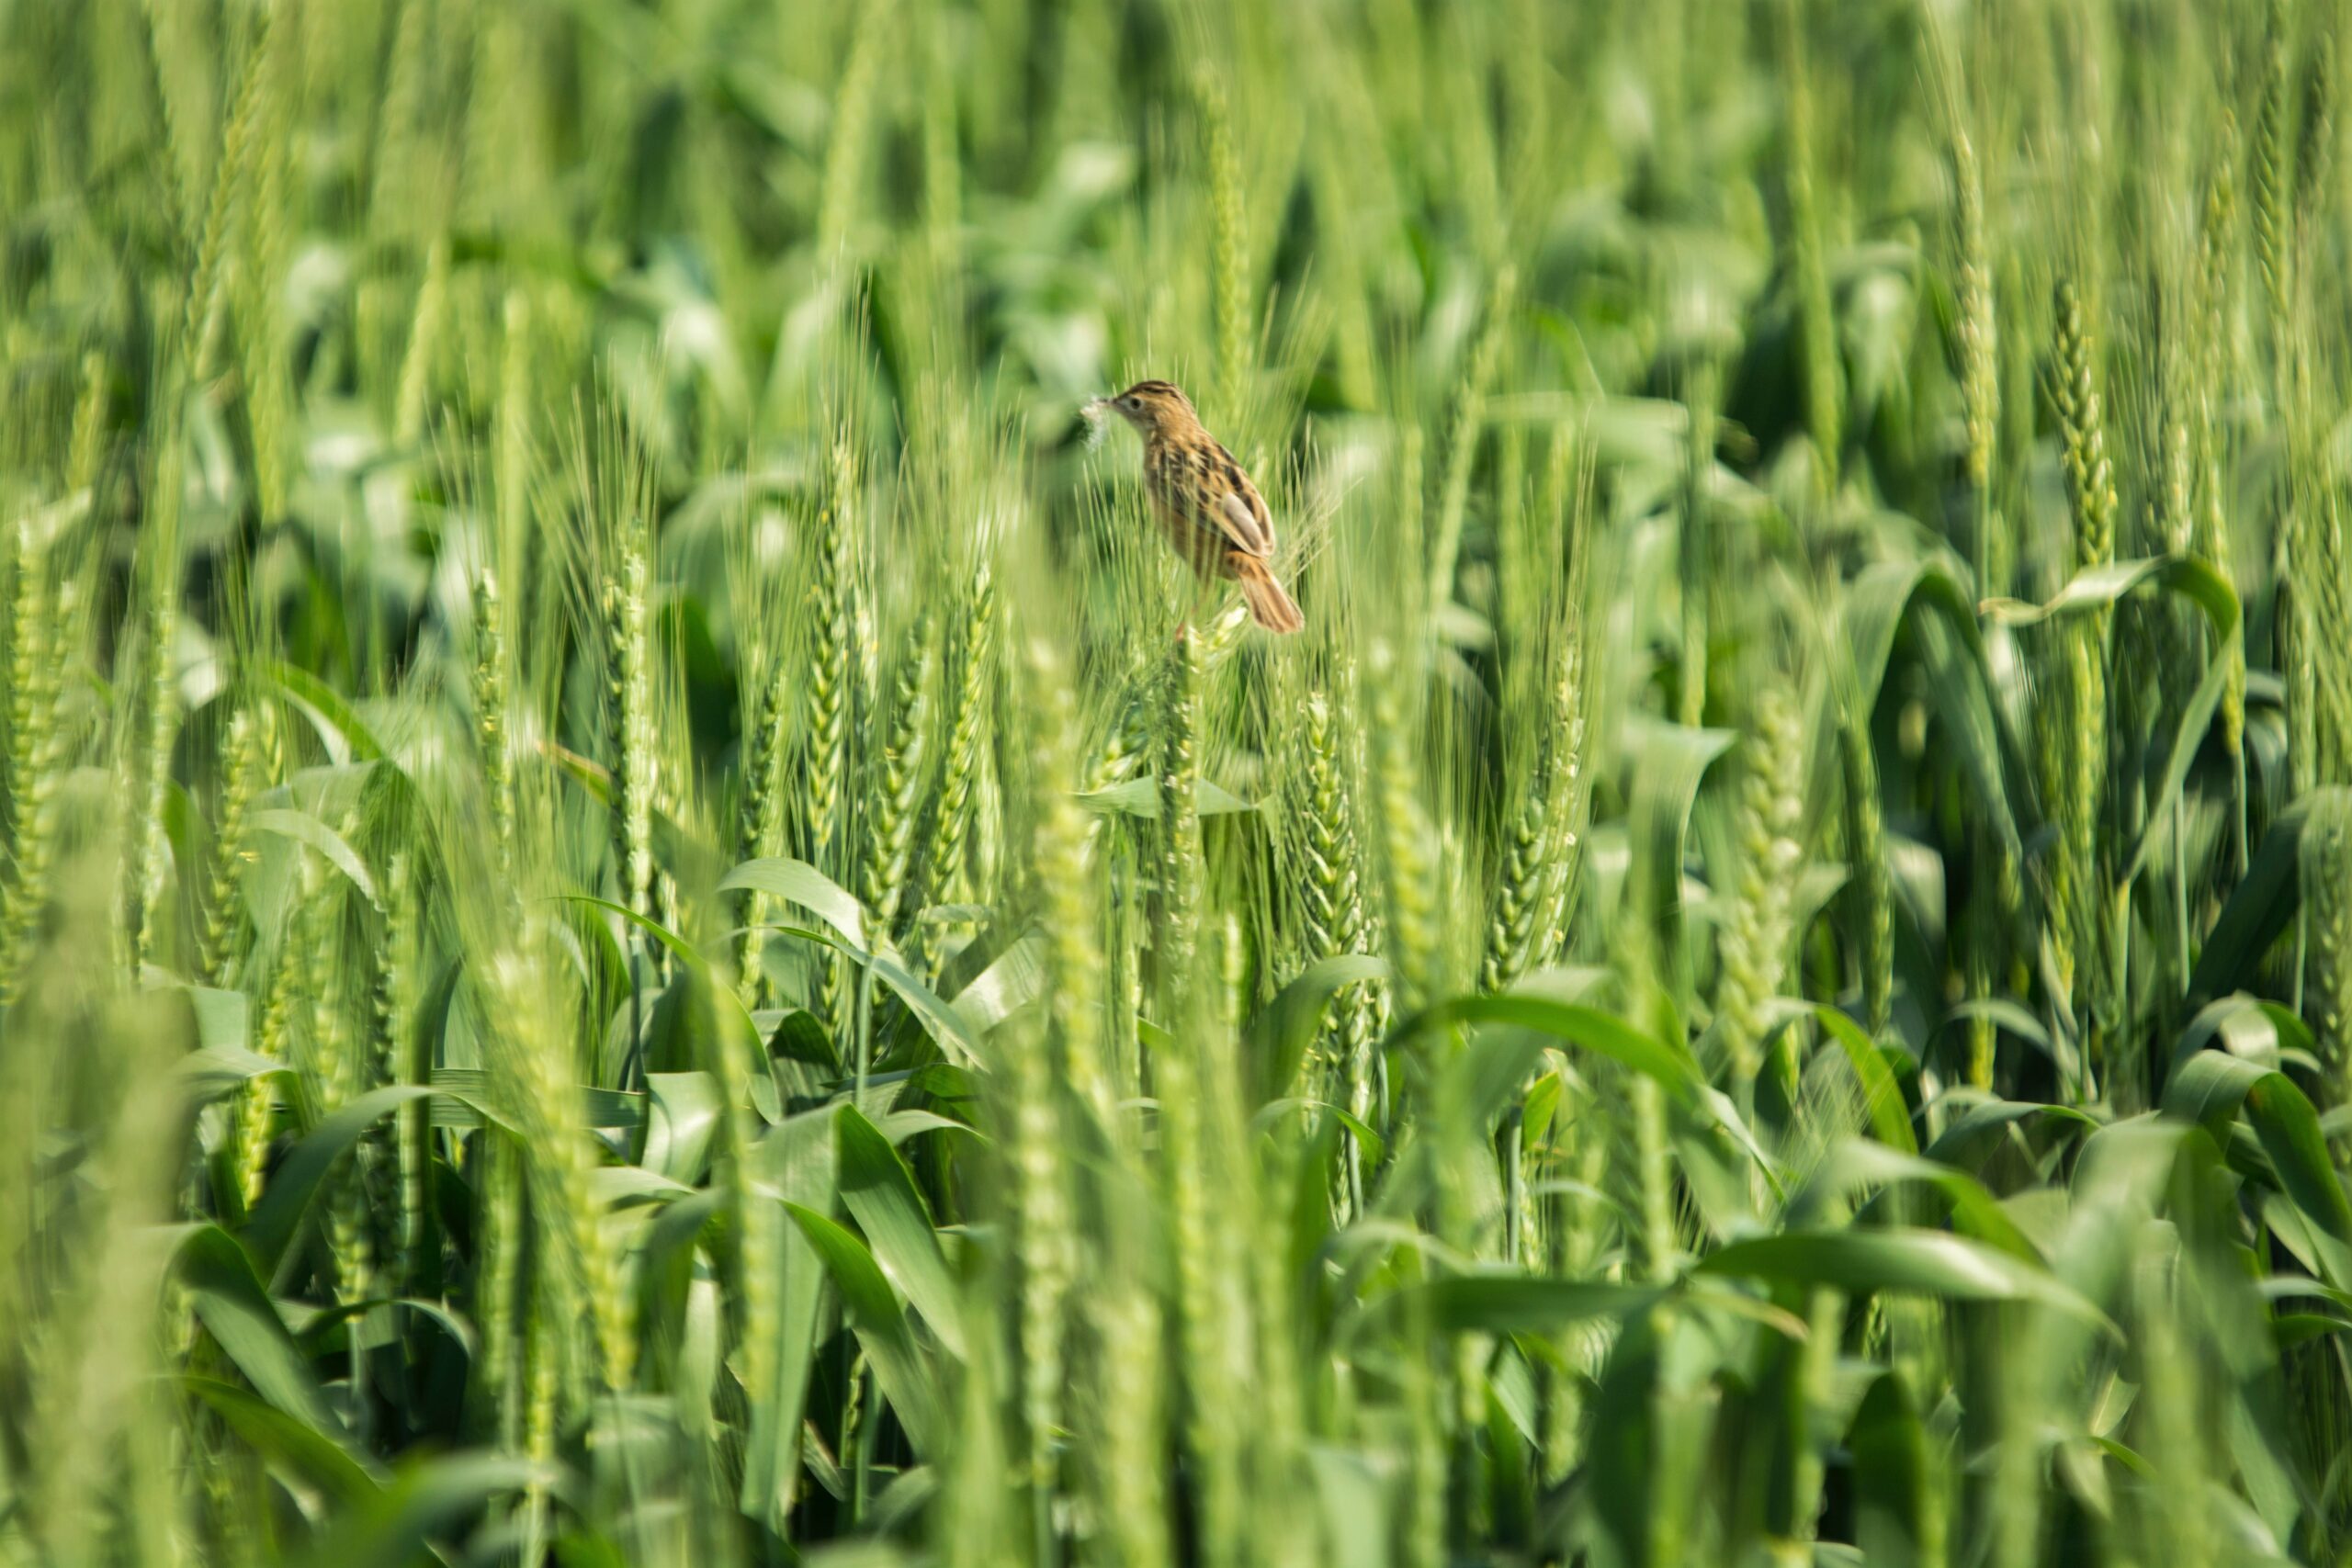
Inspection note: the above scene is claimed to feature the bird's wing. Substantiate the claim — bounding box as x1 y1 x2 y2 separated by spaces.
1204 452 1276 557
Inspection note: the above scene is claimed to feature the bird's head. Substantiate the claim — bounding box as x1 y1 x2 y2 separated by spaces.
1090 379 1196 435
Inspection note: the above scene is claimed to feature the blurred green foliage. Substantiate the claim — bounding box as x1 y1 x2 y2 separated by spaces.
3 0 2352 1564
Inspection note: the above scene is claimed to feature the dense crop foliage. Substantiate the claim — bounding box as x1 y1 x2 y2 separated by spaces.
6 0 2352 1562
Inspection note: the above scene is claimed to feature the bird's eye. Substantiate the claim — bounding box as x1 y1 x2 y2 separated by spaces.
1123 396 1141 411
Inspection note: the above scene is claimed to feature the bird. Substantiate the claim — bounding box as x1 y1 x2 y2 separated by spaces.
1088 379 1305 634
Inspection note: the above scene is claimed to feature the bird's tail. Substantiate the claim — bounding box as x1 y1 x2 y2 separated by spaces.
1231 555 1305 634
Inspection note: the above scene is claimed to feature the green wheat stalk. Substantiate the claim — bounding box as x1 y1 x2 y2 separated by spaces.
1149 624 1204 1008
908 561 995 969
1842 713 1894 1041
1717 686 1805 1090
1293 686 1381 1209
0 525 59 1005
1954 122 2001 593
1372 640 1439 1011
2297 24 2336 241
804 436 857 1033
2195 138 2248 843
604 517 655 928
1781 0 1842 490
2050 276 2116 1054
200 698 272 987
863 616 939 939
816 0 890 259
374 850 425 1292
1029 641 1112 1121
1197 63 1251 413
1426 265 1515 615
473 572 516 878
369 0 432 236
1677 354 1720 728
394 238 451 451
483 945 635 1393
184 9 271 377
477 1130 525 1449
232 0 294 522
2254 0 2291 366
1089 1280 1171 1568
124 430 185 976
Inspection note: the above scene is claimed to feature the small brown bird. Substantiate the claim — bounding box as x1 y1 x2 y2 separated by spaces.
1091 379 1304 634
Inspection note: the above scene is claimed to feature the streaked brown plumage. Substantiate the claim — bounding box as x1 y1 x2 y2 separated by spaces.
1091 379 1304 634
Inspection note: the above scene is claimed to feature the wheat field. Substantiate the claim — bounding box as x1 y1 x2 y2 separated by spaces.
3 0 2351 1563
